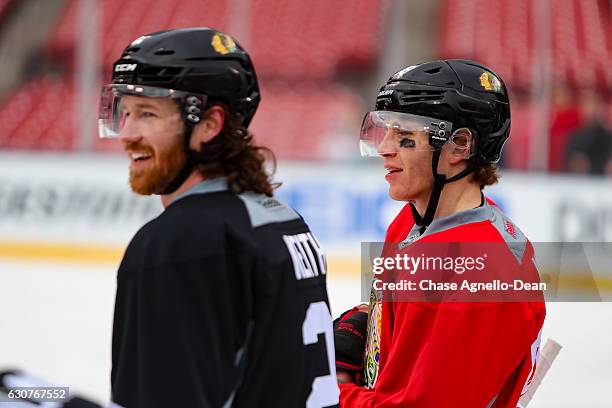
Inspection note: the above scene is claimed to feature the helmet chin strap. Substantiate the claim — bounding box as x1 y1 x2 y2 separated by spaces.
160 123 198 195
410 150 475 234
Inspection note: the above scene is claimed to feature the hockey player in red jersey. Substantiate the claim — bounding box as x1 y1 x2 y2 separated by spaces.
334 60 546 407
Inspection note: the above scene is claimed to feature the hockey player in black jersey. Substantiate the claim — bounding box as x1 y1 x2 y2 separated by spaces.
98 28 339 408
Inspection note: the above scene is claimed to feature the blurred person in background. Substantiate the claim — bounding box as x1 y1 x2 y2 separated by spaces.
564 90 612 175
99 28 338 408
333 60 545 407
499 91 531 169
548 83 583 172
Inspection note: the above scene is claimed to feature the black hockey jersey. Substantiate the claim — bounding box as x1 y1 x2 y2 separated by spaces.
111 178 339 408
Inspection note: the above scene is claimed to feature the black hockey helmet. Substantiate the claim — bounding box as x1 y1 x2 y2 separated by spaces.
362 60 511 231
99 28 260 195
373 59 510 163
107 27 260 128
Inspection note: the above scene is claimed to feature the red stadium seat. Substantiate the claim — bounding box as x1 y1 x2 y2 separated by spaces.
243 82 364 160
1 0 385 156
44 0 386 80
438 0 612 90
0 78 365 159
0 0 14 20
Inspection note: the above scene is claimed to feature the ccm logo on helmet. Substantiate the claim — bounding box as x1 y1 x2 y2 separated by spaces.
115 64 137 72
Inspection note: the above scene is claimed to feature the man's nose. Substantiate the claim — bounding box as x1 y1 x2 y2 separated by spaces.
377 132 397 157
118 116 142 144
379 150 397 158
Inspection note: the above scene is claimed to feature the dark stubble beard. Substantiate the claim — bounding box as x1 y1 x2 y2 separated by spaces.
126 138 187 195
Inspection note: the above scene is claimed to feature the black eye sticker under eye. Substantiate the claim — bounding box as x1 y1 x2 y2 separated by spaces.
399 138 416 148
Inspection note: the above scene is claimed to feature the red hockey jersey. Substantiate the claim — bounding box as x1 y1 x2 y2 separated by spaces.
340 199 546 407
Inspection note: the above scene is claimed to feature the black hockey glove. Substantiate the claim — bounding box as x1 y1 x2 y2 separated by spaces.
333 306 368 376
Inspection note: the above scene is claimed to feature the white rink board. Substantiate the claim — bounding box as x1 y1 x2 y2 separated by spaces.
1 152 612 249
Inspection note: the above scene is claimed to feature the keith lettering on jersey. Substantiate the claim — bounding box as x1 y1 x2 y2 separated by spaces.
283 232 326 280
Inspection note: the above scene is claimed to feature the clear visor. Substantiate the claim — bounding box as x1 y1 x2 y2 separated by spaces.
98 84 206 138
359 111 453 157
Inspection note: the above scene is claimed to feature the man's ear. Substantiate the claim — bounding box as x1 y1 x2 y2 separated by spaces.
189 105 225 149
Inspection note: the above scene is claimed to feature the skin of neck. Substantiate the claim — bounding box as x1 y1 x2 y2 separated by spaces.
159 105 226 208
412 173 483 221
160 170 206 208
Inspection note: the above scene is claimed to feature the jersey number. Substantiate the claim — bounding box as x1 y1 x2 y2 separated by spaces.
302 301 340 408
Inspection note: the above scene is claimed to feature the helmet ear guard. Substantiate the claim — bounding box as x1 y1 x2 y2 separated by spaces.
447 128 476 160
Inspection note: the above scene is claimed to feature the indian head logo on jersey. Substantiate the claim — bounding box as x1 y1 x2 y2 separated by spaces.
363 286 383 389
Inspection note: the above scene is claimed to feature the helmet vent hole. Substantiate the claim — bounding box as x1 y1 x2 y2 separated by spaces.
154 49 175 55
399 90 445 103
424 67 441 74
139 66 183 83
126 47 140 54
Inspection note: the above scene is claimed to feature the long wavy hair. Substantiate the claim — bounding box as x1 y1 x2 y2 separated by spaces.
473 163 500 188
192 110 280 196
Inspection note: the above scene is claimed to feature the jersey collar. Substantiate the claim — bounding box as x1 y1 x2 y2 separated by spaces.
170 177 229 205
399 196 493 248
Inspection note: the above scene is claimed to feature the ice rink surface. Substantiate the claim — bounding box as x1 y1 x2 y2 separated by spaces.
1 259 611 407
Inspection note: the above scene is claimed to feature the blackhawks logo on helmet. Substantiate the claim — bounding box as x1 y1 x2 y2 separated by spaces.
479 71 502 92
211 32 238 55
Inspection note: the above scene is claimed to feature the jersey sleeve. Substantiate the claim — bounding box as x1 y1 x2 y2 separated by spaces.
339 301 544 407
385 203 414 243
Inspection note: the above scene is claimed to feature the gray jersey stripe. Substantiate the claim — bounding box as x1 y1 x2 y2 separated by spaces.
399 201 492 247
237 191 300 227
488 204 528 263
398 200 528 265
170 177 229 204
169 178 300 228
